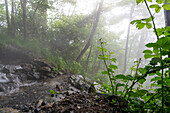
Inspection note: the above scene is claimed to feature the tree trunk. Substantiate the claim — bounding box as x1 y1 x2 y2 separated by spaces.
11 0 15 36
20 0 27 38
4 0 10 35
85 44 93 71
123 6 134 74
75 0 104 62
164 0 170 77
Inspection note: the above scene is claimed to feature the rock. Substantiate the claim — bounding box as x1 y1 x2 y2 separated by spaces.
40 66 51 73
37 99 44 108
0 107 19 113
1 67 10 74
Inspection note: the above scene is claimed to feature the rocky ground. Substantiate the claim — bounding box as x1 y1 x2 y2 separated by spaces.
0 59 130 113
0 74 130 113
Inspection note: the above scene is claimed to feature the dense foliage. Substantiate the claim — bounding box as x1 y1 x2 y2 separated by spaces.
97 0 170 112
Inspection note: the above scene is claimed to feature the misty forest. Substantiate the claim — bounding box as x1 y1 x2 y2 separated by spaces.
0 0 170 112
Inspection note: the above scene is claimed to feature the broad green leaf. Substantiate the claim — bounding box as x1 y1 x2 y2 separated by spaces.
136 0 142 5
163 4 170 10
156 0 165 4
136 23 145 29
156 37 169 46
143 49 153 54
109 65 118 70
150 4 160 8
138 68 147 74
153 48 159 54
155 7 161 13
162 41 170 49
145 43 160 48
102 71 108 75
144 53 154 59
146 23 152 29
147 0 152 2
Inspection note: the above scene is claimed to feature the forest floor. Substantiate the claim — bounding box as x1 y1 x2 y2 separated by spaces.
0 74 129 113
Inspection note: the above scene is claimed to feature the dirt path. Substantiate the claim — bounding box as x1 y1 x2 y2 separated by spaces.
0 75 69 108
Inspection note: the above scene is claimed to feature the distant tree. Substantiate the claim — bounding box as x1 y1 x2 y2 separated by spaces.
4 0 10 34
76 0 104 62
20 0 27 38
164 0 170 76
11 0 15 36
123 6 135 74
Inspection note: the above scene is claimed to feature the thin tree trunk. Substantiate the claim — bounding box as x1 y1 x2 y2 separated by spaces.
164 0 170 77
20 0 27 38
5 0 10 35
11 0 15 36
123 6 134 74
85 44 93 71
75 0 104 62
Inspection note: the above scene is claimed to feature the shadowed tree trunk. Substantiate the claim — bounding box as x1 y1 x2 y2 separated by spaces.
20 0 27 38
123 6 134 74
75 0 104 62
5 0 10 35
164 0 170 77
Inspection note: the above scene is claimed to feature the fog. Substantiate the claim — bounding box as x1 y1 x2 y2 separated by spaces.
0 0 167 83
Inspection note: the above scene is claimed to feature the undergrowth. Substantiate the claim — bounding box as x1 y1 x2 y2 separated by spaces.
97 0 170 112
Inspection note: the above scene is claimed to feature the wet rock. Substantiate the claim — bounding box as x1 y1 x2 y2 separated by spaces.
69 75 90 91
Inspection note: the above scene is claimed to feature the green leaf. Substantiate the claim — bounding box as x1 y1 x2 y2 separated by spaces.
155 7 161 13
49 90 56 94
145 43 160 48
102 71 108 75
156 0 165 4
104 55 109 58
146 23 152 29
156 37 169 46
116 83 125 87
150 57 161 65
137 89 148 95
144 53 154 59
138 78 146 84
109 65 118 70
162 41 170 49
143 49 153 54
163 4 170 10
110 58 117 63
151 77 161 82
115 74 126 79
136 23 145 29
147 0 152 2
150 4 160 8
136 0 142 5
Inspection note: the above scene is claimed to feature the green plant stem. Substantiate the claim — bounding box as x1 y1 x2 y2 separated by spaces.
144 0 159 40
100 41 114 94
144 1 164 112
